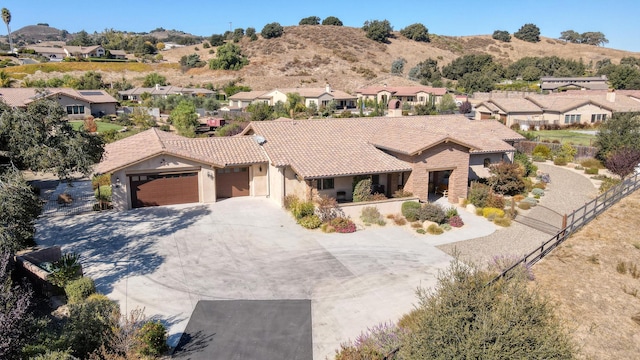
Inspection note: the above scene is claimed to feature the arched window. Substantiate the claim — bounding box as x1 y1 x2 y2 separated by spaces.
483 158 491 168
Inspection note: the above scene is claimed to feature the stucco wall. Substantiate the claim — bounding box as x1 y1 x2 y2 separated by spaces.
91 103 117 116
251 163 269 196
284 167 309 201
469 153 505 180
268 164 285 206
395 142 470 203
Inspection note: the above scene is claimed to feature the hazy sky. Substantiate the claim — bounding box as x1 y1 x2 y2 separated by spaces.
4 0 639 52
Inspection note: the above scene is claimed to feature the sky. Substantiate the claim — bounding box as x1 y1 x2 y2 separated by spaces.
3 0 640 52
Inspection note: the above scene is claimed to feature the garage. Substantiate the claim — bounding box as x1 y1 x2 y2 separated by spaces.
130 172 199 208
216 167 250 198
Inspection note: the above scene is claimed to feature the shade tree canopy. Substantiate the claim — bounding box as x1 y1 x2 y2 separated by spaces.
299 16 320 25
321 16 343 26
362 19 393 43
514 23 540 43
400 23 430 42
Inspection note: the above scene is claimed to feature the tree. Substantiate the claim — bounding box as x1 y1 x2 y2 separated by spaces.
261 22 284 39
580 31 608 46
0 70 15 87
142 72 167 87
76 71 104 90
208 43 248 70
459 100 472 114
514 23 540 43
521 65 542 81
437 94 457 114
362 19 393 43
488 162 526 195
597 64 640 90
246 102 273 121
442 54 496 80
595 112 640 160
170 100 199 137
209 34 225 46
492 30 511 42
179 53 204 69
67 30 94 46
0 170 41 253
0 251 33 359
459 72 496 93
1 8 12 53
63 294 119 359
285 92 306 117
408 58 441 83
299 16 320 25
0 99 104 180
400 23 429 42
232 28 244 43
245 27 257 41
391 58 406 74
322 16 343 26
604 148 640 180
397 258 574 359
559 29 581 43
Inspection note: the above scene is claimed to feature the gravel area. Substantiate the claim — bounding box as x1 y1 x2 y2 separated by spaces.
437 163 599 267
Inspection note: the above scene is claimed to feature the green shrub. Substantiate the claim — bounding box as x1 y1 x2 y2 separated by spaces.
32 350 77 360
360 206 384 225
488 162 526 196
532 144 551 159
330 217 356 233
401 201 421 222
518 202 531 210
599 177 622 193
554 143 577 163
522 177 534 192
468 181 490 207
426 223 444 235
138 321 169 357
64 294 119 358
392 189 413 198
416 228 426 234
65 277 96 304
291 201 314 220
522 197 538 206
514 151 538 177
585 167 599 175
321 223 336 233
440 223 452 231
91 173 111 190
574 165 584 170
298 215 322 229
475 207 484 216
532 182 546 190
445 207 458 219
353 178 372 202
494 217 512 227
483 207 505 219
532 154 547 162
94 185 111 202
49 253 82 288
418 203 446 224
580 157 603 169
553 156 568 166
531 188 545 197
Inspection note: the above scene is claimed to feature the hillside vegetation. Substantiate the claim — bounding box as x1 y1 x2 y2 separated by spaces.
8 25 640 91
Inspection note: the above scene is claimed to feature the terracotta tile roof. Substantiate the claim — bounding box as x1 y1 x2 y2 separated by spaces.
245 115 522 178
119 86 215 97
483 98 543 113
329 89 356 100
228 90 269 100
94 128 268 174
356 86 447 96
64 45 103 55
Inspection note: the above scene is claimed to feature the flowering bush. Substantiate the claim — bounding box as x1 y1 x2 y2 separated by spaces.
330 217 356 233
336 322 405 359
298 215 322 229
448 215 464 228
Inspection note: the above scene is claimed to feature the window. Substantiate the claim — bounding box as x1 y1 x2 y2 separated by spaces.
66 106 72 114
66 105 85 115
418 96 425 102
483 158 491 168
564 114 581 124
591 114 607 123
406 96 414 102
316 178 334 190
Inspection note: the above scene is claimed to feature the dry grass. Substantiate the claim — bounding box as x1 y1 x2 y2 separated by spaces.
533 189 640 359
10 25 640 91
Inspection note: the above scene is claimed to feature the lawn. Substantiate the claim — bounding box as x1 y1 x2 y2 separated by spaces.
528 129 597 147
70 121 123 132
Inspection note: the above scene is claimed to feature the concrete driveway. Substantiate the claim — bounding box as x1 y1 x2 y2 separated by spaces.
35 197 492 359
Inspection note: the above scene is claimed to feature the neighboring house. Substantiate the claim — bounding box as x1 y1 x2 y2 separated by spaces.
474 90 640 129
95 115 524 211
540 75 609 92
108 50 127 59
355 85 447 106
25 45 107 60
230 85 357 110
118 85 217 102
0 88 118 118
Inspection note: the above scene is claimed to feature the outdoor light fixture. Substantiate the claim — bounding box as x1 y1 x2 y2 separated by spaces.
259 165 263 172
116 178 121 188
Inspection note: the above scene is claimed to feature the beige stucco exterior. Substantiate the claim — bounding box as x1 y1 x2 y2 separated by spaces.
469 153 506 180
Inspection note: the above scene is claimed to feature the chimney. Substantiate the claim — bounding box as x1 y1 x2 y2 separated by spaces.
325 83 331 93
606 89 615 103
155 84 160 90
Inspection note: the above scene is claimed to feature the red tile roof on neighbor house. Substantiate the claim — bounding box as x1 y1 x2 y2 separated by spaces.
0 88 117 108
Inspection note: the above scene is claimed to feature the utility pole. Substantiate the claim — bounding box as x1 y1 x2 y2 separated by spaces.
229 22 232 31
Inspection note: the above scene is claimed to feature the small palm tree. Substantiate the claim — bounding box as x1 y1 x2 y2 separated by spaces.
1 8 12 54
0 70 15 87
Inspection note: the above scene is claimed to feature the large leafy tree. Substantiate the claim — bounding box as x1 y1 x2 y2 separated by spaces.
442 54 496 80
321 16 343 26
170 100 199 137
299 16 320 25
246 102 273 121
595 112 640 160
492 30 511 42
605 148 640 180
514 23 541 43
0 170 42 252
0 252 33 359
208 43 248 70
400 23 429 42
260 22 284 39
142 72 167 87
597 64 640 90
362 19 393 43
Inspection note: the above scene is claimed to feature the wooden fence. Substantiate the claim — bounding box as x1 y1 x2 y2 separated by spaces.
515 141 598 159
489 171 640 284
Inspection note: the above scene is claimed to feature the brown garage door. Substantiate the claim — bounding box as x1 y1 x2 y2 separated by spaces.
216 167 249 198
130 172 199 208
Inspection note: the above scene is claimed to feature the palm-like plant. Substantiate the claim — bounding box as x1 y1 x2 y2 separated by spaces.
1 8 12 54
0 70 15 87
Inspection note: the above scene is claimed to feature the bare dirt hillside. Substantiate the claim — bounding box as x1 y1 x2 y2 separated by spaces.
15 25 640 91
533 189 640 359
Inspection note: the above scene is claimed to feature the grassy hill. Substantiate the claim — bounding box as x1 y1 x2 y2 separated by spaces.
7 25 640 91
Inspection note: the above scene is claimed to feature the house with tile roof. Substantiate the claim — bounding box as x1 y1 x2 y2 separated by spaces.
25 45 107 61
355 85 448 107
228 85 358 111
474 90 640 129
540 75 609 92
0 88 118 118
118 85 217 103
95 115 524 210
